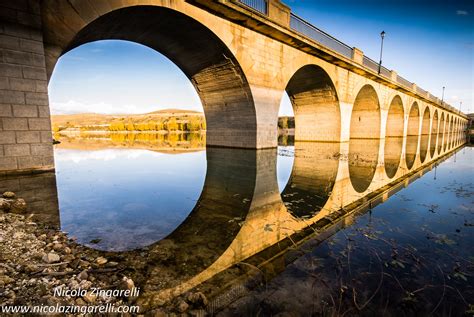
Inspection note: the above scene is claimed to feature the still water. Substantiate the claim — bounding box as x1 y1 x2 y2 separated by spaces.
52 134 473 314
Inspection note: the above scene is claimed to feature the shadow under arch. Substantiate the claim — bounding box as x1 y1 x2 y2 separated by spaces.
430 110 439 157
420 107 430 163
405 102 420 170
284 65 341 142
45 5 257 148
349 84 380 193
384 95 404 178
280 142 340 218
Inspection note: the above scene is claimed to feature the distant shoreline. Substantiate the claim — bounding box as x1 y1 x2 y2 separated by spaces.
52 110 295 135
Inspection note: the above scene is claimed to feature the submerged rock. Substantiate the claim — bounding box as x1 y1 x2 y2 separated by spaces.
96 256 108 265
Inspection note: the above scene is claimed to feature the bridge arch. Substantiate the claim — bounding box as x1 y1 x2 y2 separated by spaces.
454 118 457 146
439 112 445 154
283 65 341 142
348 84 381 193
456 118 460 146
430 110 439 157
443 114 450 152
405 102 420 170
384 95 404 178
450 115 454 148
43 4 257 148
420 106 430 163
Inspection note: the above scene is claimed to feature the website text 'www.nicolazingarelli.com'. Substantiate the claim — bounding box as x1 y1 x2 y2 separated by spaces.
1 303 140 314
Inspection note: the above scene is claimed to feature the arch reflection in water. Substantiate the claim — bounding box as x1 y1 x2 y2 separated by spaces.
406 102 420 169
280 142 339 218
384 137 403 178
349 85 380 192
137 147 283 303
384 95 404 178
54 145 207 251
349 139 380 192
141 148 268 285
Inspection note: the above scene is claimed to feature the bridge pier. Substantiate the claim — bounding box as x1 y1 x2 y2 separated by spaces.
0 2 54 172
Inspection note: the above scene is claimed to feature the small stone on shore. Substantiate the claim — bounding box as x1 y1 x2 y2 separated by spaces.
42 252 60 263
3 191 15 199
96 256 108 265
82 291 97 303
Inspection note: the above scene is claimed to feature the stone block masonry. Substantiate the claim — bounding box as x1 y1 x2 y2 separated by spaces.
0 0 54 172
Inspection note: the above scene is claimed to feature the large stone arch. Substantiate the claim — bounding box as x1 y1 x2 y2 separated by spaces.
405 101 420 170
384 95 404 178
348 84 380 193
439 112 445 154
449 115 454 149
283 64 341 142
455 118 460 146
430 109 439 157
42 3 258 148
420 106 430 163
443 114 449 152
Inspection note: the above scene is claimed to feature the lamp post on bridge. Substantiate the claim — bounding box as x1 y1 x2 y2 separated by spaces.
378 30 385 74
441 86 445 103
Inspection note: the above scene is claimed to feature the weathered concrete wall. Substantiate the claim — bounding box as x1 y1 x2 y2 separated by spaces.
0 0 54 172
0 0 469 173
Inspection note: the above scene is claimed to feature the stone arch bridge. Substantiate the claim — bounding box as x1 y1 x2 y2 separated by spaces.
0 0 468 173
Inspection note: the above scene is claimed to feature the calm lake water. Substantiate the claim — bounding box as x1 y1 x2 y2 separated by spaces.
52 135 473 314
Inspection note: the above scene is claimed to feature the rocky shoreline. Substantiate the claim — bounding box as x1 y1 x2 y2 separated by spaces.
0 191 209 316
0 193 138 316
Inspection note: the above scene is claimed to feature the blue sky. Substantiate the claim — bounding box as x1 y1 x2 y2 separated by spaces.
48 0 473 115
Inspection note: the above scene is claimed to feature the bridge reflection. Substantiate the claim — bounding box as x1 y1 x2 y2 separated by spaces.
0 136 467 310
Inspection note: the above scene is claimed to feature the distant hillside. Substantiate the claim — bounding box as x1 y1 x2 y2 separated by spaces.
52 109 206 133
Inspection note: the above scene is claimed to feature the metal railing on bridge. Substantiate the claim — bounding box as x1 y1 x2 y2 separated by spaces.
238 0 268 15
397 75 412 89
234 0 461 115
290 13 353 59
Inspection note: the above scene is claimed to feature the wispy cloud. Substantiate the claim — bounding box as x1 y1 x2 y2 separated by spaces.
456 10 468 15
50 100 153 115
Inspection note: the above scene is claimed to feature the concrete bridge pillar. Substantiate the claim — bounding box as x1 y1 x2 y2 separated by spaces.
0 1 54 172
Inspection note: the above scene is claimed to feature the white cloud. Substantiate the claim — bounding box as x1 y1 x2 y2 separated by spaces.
50 100 155 115
55 149 163 163
456 10 468 15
